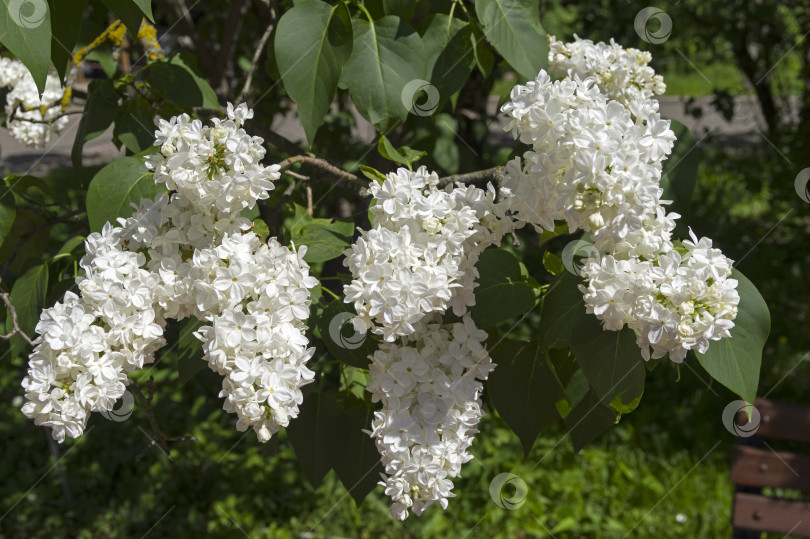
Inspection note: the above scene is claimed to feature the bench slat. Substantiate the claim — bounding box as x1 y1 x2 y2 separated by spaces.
739 398 810 444
732 445 810 491
733 493 810 537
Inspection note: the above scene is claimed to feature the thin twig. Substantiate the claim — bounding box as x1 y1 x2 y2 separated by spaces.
129 378 198 461
437 166 506 188
277 155 361 184
236 22 274 103
306 186 314 215
280 169 308 181
0 287 34 345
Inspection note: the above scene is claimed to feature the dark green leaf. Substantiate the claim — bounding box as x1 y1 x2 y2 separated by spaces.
358 165 386 183
571 315 646 414
100 0 154 37
563 389 618 452
177 318 205 386
342 16 426 131
143 55 219 110
420 15 474 107
542 251 563 276
474 0 548 81
50 234 85 262
114 96 155 153
488 340 566 455
274 0 353 145
697 269 769 404
318 300 376 368
72 78 119 170
49 0 88 80
286 388 338 489
86 156 165 232
471 249 536 327
330 393 383 505
661 118 698 222
470 22 494 78
8 262 48 338
538 271 586 350
0 189 15 247
0 0 52 92
377 135 426 168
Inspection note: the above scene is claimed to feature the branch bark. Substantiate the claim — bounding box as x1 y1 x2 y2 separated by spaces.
0 288 34 345
437 166 506 188
236 21 274 103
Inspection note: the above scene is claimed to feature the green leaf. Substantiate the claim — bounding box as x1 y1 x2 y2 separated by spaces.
377 135 426 168
318 299 376 368
50 234 85 263
291 211 354 263
470 22 494 78
49 0 88 80
286 388 338 489
100 0 153 37
563 389 617 452
342 16 426 132
0 189 15 248
7 262 48 339
420 15 474 107
538 271 586 350
697 269 769 404
358 164 386 183
542 251 563 276
661 118 698 222
0 0 52 93
72 79 119 170
113 96 155 153
274 0 353 145
143 55 219 110
86 156 165 232
488 340 566 455
471 249 536 327
571 315 646 414
474 0 548 81
330 393 384 505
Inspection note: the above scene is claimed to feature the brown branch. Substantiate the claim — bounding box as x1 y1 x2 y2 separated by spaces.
130 378 198 461
0 287 34 345
437 166 507 188
306 186 314 215
280 169 309 181
277 155 361 184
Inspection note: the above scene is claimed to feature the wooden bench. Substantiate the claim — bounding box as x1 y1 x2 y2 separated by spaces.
731 398 810 537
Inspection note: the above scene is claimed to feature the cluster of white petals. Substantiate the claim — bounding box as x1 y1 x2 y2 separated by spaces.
366 314 494 520
0 57 70 148
501 39 738 362
548 34 666 105
22 104 318 442
343 166 511 341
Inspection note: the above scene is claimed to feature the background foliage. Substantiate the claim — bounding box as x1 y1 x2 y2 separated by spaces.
1 0 808 537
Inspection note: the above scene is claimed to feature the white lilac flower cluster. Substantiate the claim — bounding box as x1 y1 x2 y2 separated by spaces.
366 314 494 520
501 41 738 362
343 166 511 341
22 104 319 443
548 34 666 106
0 57 70 148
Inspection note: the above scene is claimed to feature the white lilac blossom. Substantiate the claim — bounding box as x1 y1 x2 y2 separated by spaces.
22 104 319 443
548 34 666 106
501 41 738 363
0 57 70 148
343 166 512 341
366 314 494 520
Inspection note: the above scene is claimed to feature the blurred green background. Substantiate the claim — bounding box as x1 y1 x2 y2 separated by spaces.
2 0 809 537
